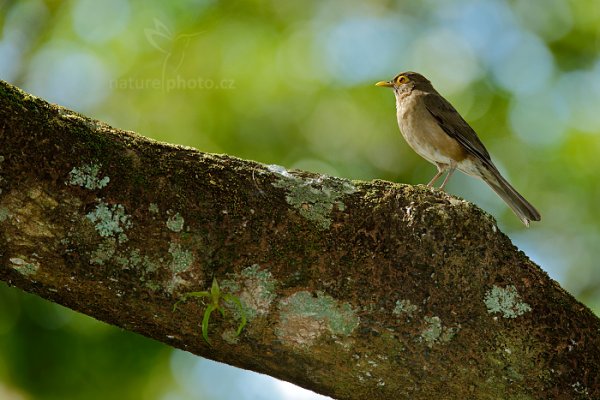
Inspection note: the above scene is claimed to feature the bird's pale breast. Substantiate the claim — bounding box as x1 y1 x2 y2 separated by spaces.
395 91 468 168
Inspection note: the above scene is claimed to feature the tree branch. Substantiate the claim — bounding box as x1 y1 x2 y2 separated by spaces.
0 80 598 399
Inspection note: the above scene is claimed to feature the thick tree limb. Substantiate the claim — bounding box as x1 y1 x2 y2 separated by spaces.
0 80 598 399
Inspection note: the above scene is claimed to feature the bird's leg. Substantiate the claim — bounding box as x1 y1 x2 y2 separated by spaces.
439 167 456 190
427 170 444 186
427 164 446 187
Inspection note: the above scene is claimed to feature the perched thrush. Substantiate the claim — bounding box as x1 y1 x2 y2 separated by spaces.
376 72 541 226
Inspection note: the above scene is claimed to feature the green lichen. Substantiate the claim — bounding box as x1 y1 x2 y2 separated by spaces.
276 291 359 348
139 256 160 290
148 203 159 214
268 164 356 230
168 242 193 273
145 281 161 291
9 257 39 276
90 238 117 265
166 212 184 232
86 201 131 243
0 207 11 222
221 264 277 320
67 163 110 190
89 243 159 290
114 249 159 289
166 276 186 294
221 328 241 345
420 316 458 347
484 285 532 318
128 249 142 266
115 249 141 268
393 299 419 317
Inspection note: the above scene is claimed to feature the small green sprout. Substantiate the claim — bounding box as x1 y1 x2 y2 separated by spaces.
174 278 247 345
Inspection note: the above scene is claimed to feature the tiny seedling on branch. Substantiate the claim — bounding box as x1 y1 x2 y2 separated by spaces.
174 278 247 344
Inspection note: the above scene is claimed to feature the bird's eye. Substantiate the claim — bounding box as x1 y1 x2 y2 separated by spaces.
395 75 409 85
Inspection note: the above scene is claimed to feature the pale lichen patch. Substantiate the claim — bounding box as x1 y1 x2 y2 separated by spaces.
9 257 39 276
86 201 131 243
67 163 110 190
88 241 160 290
221 328 241 345
168 243 193 274
138 256 160 290
268 165 356 229
112 248 160 290
393 299 419 317
166 275 188 294
276 291 359 348
420 316 458 347
221 264 277 320
148 203 159 214
90 239 117 265
278 314 326 347
484 285 531 318
166 212 184 232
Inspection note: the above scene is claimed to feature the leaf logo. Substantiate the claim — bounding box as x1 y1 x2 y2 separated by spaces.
144 18 202 85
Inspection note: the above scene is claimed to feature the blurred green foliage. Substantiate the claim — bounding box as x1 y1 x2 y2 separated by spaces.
1 0 599 398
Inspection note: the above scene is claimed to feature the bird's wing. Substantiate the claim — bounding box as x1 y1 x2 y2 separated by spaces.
423 92 492 163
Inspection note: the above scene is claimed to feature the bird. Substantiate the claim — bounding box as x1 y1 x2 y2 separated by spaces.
375 71 541 226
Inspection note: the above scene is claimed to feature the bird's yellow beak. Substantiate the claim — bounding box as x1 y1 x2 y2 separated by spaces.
375 80 393 88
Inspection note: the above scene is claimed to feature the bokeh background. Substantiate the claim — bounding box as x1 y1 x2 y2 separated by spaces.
1 0 599 398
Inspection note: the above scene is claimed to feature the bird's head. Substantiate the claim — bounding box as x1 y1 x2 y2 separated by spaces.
375 71 432 95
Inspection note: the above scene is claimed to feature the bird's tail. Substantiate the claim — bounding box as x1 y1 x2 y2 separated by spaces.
480 165 541 227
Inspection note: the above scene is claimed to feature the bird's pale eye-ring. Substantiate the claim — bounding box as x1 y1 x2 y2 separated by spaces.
395 75 409 85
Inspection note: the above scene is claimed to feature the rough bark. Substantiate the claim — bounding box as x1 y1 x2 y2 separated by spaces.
0 80 598 400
